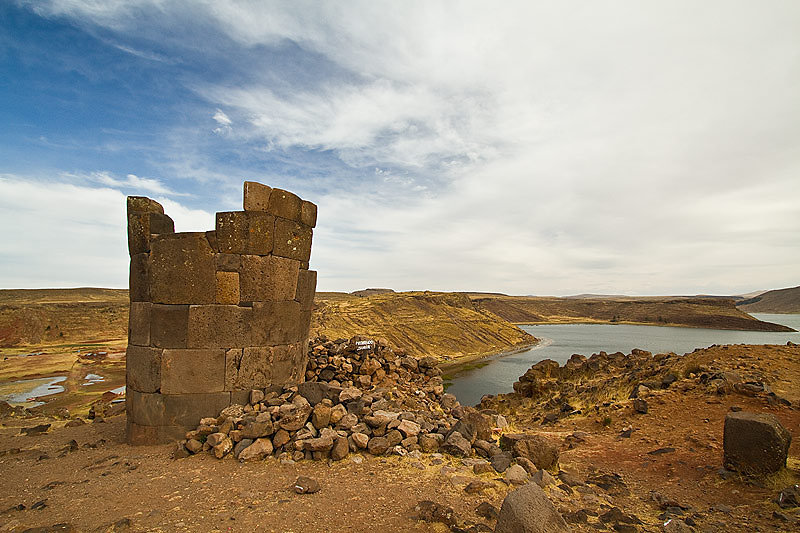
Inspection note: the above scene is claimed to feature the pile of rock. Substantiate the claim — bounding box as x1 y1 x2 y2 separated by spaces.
177 336 522 463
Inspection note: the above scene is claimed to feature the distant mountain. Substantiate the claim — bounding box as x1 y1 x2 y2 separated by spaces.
350 288 395 297
737 286 800 314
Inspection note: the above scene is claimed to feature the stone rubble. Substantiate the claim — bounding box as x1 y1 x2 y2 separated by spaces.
178 335 517 464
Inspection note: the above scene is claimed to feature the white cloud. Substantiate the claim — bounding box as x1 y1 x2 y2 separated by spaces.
0 175 213 288
66 170 183 197
13 1 800 295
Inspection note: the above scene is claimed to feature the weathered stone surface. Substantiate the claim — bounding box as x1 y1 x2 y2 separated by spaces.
505 464 529 485
272 429 290 449
294 475 320 494
225 347 273 391
500 433 560 471
239 255 300 302
300 200 317 228
331 436 349 460
126 419 186 445
215 271 240 304
273 217 312 262
240 419 274 439
150 232 216 304
491 452 513 473
159 392 231 428
251 301 303 345
187 305 251 348
238 437 273 461
397 419 421 438
352 432 369 449
129 253 150 302
297 382 344 405
419 433 443 453
215 211 274 255
161 349 226 394
443 431 472 457
295 270 317 310
633 398 648 414
128 302 151 346
243 181 272 211
126 345 161 393
368 436 390 455
128 211 174 255
128 196 164 215
495 482 569 533
150 304 189 349
724 411 791 475
213 436 233 458
271 342 306 385
215 253 240 272
268 188 302 222
279 397 312 431
312 403 332 429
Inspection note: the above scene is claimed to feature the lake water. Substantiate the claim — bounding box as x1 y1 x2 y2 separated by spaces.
447 313 800 406
0 376 67 408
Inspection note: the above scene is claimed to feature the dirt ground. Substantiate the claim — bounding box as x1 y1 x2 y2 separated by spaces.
1 344 798 532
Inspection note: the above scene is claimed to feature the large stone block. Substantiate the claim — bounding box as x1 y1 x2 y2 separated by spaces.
296 270 317 311
271 341 305 385
239 255 300 302
300 200 317 228
215 211 274 255
225 347 273 391
268 188 302 221
273 217 312 262
724 411 791 476
126 346 162 393
187 305 251 348
495 482 568 533
161 349 226 394
126 419 186 445
215 271 240 304
150 304 189 349
251 300 303 345
162 392 231 427
150 232 216 304
128 302 151 346
243 181 272 211
215 253 240 272
129 253 150 302
127 388 165 426
127 196 164 215
127 212 174 255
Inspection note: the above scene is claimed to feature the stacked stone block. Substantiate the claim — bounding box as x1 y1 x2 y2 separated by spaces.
126 182 317 444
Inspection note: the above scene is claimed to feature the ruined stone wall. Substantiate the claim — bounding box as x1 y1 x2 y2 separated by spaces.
126 181 317 444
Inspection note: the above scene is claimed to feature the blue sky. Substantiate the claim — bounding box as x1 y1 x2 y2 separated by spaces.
1 1 798 295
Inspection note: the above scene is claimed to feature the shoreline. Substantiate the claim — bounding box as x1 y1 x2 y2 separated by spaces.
511 318 796 333
438 337 540 374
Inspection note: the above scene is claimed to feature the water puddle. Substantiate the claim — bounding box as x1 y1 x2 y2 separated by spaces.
0 376 67 408
82 373 106 386
109 386 126 395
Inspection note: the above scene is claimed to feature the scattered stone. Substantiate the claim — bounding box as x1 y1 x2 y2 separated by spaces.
473 462 495 475
500 433 559 471
662 518 693 532
724 411 791 476
414 500 455 527
476 501 499 521
368 436 390 455
238 438 273 461
465 480 495 494
531 469 556 488
495 482 569 532
491 452 513 473
21 424 51 436
293 476 320 494
776 484 799 508
65 418 86 428
647 447 676 456
443 431 472 457
504 464 529 485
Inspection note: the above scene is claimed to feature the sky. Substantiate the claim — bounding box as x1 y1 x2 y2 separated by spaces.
1 1 798 296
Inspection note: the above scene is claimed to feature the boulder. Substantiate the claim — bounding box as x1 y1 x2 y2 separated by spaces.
723 411 791 475
368 436 390 455
495 482 569 533
238 438 273 461
491 452 513 473
419 433 442 453
443 431 472 457
505 464 529 485
500 433 559 471
331 436 349 460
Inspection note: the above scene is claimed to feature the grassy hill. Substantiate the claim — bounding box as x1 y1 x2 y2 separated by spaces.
0 288 534 361
312 291 534 360
467 294 794 332
736 285 800 314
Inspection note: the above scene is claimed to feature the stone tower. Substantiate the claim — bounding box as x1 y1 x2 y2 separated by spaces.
125 181 317 444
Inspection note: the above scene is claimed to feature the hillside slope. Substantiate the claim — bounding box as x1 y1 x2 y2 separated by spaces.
0 289 535 361
737 285 800 313
469 294 794 332
312 291 534 360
